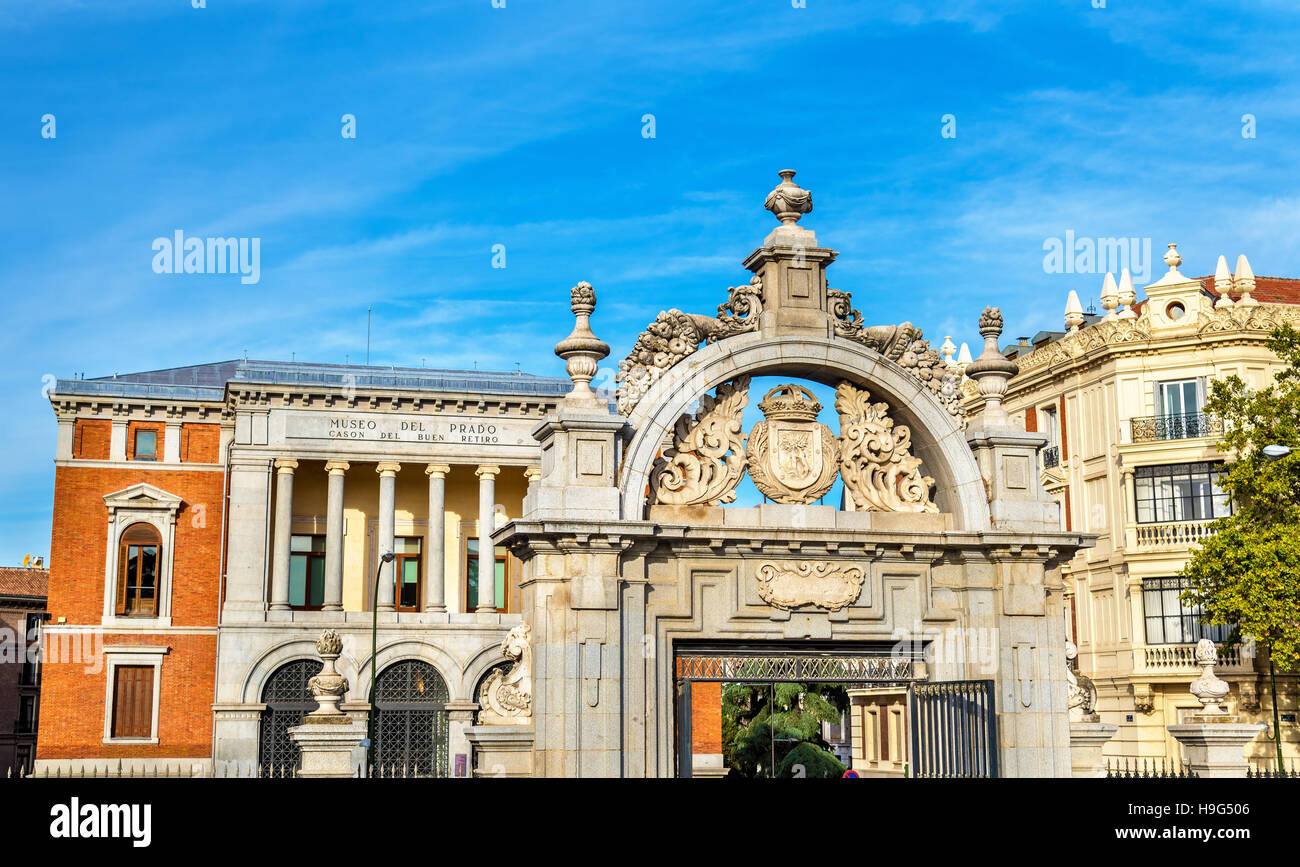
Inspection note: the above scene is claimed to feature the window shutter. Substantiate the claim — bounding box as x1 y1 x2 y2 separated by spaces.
1195 377 1207 414
112 665 154 739
115 545 129 615
1025 407 1038 432
1153 382 1164 418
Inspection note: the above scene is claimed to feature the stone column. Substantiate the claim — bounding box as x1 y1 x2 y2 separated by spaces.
163 421 182 463
424 464 450 612
323 461 349 612
375 462 401 611
475 465 501 612
269 459 298 611
109 418 128 461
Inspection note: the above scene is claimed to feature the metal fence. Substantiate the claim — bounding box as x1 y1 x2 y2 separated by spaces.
7 761 442 779
908 680 998 778
1105 758 1196 779
1247 760 1300 779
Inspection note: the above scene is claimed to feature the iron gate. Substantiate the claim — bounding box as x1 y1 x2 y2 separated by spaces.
907 680 998 778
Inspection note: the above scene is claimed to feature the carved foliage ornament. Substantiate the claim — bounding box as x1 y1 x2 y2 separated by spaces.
746 384 839 504
756 560 865 611
479 622 533 723
616 278 762 416
650 377 750 506
835 381 938 513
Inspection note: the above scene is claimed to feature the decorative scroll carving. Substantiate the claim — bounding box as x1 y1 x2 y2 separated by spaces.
615 277 762 416
307 630 348 717
479 622 533 723
835 381 938 513
745 384 839 504
829 287 965 426
755 560 865 611
649 377 750 505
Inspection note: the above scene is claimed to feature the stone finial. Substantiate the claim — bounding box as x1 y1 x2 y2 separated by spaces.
1235 254 1258 307
1116 268 1137 320
957 341 973 372
1214 254 1235 309
1151 242 1190 287
307 629 348 717
554 281 610 404
940 335 957 365
1100 272 1119 320
1064 290 1085 332
763 170 813 226
1190 638 1231 715
965 306 1018 428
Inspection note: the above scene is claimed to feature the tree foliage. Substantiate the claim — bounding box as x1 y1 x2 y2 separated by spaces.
1180 325 1300 672
720 682 847 778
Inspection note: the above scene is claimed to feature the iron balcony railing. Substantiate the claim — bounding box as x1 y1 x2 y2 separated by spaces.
1130 412 1223 443
1042 445 1060 469
1133 519 1216 549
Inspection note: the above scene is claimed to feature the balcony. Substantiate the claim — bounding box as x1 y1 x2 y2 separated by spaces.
1042 445 1060 469
1130 412 1223 443
1133 519 1216 550
1138 643 1252 677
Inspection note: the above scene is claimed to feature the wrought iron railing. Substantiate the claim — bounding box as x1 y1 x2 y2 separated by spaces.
1130 412 1223 443
1142 643 1242 670
1042 445 1060 469
1106 758 1196 779
908 680 998 778
1133 520 1216 548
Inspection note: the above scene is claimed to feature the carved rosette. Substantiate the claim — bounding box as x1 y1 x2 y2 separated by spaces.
479 622 533 724
307 629 348 717
616 278 762 416
755 560 865 611
835 381 938 513
650 377 750 505
745 384 839 504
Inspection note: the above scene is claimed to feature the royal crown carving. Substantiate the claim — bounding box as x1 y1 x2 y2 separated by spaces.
650 377 750 506
479 622 533 724
835 381 938 513
755 560 865 611
746 384 839 504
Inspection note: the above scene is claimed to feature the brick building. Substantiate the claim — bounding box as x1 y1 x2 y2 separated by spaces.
0 562 48 775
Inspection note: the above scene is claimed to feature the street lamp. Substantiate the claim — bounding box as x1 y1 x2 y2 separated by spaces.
366 550 396 771
1262 443 1292 768
1263 444 1291 460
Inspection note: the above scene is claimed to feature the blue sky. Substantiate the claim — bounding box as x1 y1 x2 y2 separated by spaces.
2 0 1299 562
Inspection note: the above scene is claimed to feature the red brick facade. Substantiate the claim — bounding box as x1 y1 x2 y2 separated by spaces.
72 419 110 460
181 422 221 463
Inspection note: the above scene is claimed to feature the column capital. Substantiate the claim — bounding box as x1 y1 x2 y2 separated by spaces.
376 461 402 476
325 460 351 475
1120 466 1135 480
523 466 542 482
274 459 299 474
475 464 502 480
426 463 452 478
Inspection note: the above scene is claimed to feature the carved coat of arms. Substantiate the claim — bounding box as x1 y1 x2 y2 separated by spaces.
745 384 839 504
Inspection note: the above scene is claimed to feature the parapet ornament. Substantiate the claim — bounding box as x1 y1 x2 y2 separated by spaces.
307 629 348 717
745 384 840 504
649 377 750 505
829 287 965 426
835 381 938 513
615 277 762 416
755 560 865 612
479 622 533 724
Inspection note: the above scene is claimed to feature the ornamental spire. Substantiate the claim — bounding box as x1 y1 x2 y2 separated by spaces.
554 281 610 405
1214 254 1234 309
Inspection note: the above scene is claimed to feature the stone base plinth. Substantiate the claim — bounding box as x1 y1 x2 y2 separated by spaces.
691 753 728 778
1167 717 1264 779
288 715 367 778
1069 719 1118 778
466 725 534 778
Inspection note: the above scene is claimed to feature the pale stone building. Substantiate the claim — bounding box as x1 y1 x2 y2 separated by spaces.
963 246 1300 765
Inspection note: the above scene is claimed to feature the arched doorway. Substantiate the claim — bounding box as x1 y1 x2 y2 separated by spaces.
258 658 323 776
372 659 450 777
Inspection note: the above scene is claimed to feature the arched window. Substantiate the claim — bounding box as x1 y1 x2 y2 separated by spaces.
258 659 324 777
372 660 450 777
116 523 161 617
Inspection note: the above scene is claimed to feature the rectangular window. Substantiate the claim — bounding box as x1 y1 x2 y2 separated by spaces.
395 536 422 611
133 428 157 460
289 534 326 609
20 613 40 684
1134 462 1231 524
465 538 509 612
17 695 36 733
15 746 31 774
1158 379 1201 417
1142 577 1231 645
111 665 154 739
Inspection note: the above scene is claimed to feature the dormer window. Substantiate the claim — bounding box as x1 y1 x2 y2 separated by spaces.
133 429 157 460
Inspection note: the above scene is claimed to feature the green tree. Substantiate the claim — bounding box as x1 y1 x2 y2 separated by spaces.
1180 324 1300 768
720 682 848 778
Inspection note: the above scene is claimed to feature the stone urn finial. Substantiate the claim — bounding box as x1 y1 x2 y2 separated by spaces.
307 629 349 717
1163 242 1183 272
764 170 813 226
554 281 610 404
964 306 1018 427
1190 638 1231 715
